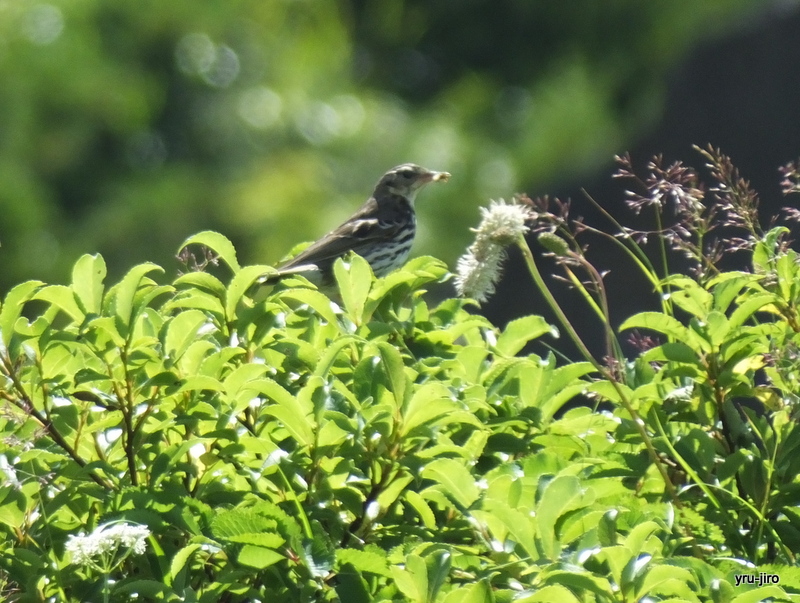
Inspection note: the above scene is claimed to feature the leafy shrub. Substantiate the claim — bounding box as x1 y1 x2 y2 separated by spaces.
3 148 800 602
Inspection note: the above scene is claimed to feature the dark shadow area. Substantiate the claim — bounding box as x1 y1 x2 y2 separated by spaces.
483 5 800 362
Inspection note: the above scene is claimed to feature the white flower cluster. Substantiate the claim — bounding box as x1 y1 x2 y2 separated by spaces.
66 522 150 567
454 199 532 303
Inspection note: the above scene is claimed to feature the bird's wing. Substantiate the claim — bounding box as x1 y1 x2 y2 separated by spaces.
278 198 407 270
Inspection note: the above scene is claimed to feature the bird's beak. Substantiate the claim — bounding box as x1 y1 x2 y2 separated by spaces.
426 170 451 183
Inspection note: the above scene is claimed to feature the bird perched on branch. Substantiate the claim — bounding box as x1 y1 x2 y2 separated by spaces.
262 163 450 286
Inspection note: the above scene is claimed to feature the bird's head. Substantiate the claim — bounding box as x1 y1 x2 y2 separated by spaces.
377 163 450 202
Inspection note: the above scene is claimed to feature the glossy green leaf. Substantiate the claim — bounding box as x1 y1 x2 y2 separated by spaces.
224 264 273 323
390 554 428 603
495 314 554 356
536 475 585 560
164 309 210 362
260 379 315 446
180 230 241 273
71 253 106 315
280 288 341 326
238 545 285 569
423 458 478 509
173 271 227 298
168 543 202 587
334 254 373 324
0 280 43 348
336 548 390 577
375 340 407 407
33 284 84 323
619 311 692 342
404 490 436 529
663 275 713 317
335 562 372 603
515 585 581 603
442 580 493 603
113 262 164 335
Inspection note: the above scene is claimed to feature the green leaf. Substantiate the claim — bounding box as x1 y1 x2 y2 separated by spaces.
401 383 481 436
663 275 713 317
260 379 315 446
33 285 84 322
643 341 698 364
180 230 241 273
442 580 493 603
173 271 227 298
313 334 362 378
114 580 174 598
114 263 164 335
376 472 414 509
375 341 407 407
211 508 277 539
544 571 615 599
225 532 284 548
423 459 479 508
0 280 43 348
597 545 635 587
705 310 730 346
71 253 106 314
730 586 792 603
334 254 373 324
728 293 775 329
335 562 372 603
708 271 751 313
404 491 436 529
619 311 691 342
300 521 336 578
238 545 285 569
225 264 273 323
164 309 211 362
623 520 661 555
336 548 390 577
176 375 225 393
0 486 27 529
163 288 225 318
514 585 581 603
390 554 428 603
168 543 201 587
536 475 585 560
636 565 698 600
424 549 451 603
495 314 554 356
280 288 341 326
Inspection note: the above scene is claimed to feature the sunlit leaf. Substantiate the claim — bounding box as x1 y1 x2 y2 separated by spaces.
0 280 43 348
423 458 478 509
494 314 554 356
180 231 241 273
334 254 373 324
71 253 106 315
113 263 164 335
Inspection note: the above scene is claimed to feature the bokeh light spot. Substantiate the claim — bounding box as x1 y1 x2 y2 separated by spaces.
238 86 283 130
329 95 365 138
175 33 216 76
296 101 342 146
22 4 64 46
203 45 239 88
176 34 240 88
477 157 517 198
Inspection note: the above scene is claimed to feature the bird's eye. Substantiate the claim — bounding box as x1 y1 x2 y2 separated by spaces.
400 170 414 179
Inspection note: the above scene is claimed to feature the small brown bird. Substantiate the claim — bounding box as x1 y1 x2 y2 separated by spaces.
264 164 450 286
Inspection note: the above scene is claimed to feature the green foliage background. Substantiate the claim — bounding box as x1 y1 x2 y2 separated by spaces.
0 0 763 291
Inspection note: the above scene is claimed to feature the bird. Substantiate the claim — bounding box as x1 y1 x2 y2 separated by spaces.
262 163 450 286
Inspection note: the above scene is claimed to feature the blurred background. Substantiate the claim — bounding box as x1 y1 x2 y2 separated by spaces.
1 0 799 337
